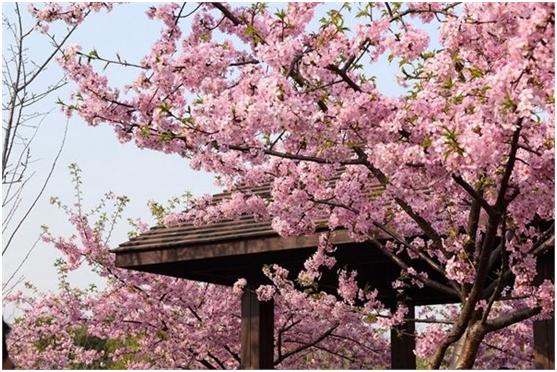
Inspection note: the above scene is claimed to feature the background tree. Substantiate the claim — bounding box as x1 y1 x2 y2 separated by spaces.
2 2 111 294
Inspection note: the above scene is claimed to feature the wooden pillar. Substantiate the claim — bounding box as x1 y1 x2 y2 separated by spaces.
240 288 274 369
390 302 416 369
534 250 554 369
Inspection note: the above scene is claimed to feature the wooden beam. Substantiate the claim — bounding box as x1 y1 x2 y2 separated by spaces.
534 251 554 369
240 289 274 369
534 317 555 369
391 302 416 369
114 229 356 267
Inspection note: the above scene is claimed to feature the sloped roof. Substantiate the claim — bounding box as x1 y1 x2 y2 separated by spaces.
113 179 459 305
118 214 279 252
115 175 384 254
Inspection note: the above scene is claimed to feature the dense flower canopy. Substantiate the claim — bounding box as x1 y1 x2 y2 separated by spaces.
7 2 555 369
5 168 536 369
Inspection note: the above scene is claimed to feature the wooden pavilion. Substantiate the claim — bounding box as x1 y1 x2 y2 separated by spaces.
113 185 554 369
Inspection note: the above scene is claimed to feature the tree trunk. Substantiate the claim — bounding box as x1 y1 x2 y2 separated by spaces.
453 323 484 369
449 327 471 368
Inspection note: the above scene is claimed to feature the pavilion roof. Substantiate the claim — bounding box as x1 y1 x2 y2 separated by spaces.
113 181 458 306
116 180 345 254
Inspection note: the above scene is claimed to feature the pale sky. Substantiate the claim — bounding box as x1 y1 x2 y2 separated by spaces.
2 2 438 320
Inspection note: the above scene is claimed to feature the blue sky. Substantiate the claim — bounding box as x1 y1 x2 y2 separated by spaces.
2 4 216 316
2 2 440 319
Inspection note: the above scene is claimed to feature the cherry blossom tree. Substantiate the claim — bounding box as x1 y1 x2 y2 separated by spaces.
19 2 555 368
5 165 535 369
7 165 389 369
6 164 390 369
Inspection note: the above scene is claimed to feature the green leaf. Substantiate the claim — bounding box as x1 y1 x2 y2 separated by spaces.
442 126 465 157
158 101 171 113
159 131 174 142
469 66 484 79
421 51 436 60
452 94 464 105
365 313 377 323
275 9 286 20
181 116 195 125
139 126 151 138
200 32 210 42
441 79 454 90
421 135 433 150
244 24 263 44
501 94 517 112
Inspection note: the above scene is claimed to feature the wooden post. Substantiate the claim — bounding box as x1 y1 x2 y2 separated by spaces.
390 302 416 369
240 288 274 369
534 250 554 369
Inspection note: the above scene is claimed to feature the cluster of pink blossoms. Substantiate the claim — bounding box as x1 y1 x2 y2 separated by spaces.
28 2 112 32
386 25 430 61
6 187 392 369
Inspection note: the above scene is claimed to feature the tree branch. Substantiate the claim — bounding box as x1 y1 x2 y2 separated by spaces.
372 240 458 297
228 144 362 165
211 2 241 26
274 324 338 365
452 174 493 216
485 307 541 332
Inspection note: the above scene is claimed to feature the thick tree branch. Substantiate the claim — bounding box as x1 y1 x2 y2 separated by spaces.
485 307 541 332
326 64 361 92
223 345 240 364
495 122 523 210
211 2 241 26
452 174 493 216
389 3 461 23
